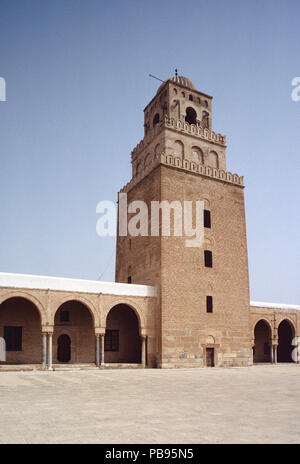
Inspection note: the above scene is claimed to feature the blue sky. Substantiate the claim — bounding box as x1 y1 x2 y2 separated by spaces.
0 0 299 303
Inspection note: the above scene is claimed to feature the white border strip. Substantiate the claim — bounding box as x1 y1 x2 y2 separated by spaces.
0 272 157 298
251 300 300 311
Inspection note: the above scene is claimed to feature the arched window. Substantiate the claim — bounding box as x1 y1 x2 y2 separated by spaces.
185 107 197 125
144 153 151 167
174 140 184 158
191 146 204 164
153 113 159 127
136 161 141 176
154 143 160 157
201 111 209 129
189 94 193 101
207 151 219 169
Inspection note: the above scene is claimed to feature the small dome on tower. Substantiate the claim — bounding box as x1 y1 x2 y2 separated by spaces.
157 75 196 94
169 75 196 90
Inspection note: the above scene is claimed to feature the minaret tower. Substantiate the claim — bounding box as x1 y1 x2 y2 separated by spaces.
116 74 252 368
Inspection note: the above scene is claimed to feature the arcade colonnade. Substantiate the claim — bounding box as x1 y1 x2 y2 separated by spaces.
1 274 300 369
250 302 300 364
0 274 157 369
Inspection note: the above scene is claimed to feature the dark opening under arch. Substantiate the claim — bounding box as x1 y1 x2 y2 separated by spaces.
185 107 197 125
254 320 271 363
153 113 159 127
57 334 71 362
0 297 42 364
54 300 94 363
277 320 294 362
105 304 141 363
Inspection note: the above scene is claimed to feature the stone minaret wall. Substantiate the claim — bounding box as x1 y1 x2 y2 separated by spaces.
116 76 252 367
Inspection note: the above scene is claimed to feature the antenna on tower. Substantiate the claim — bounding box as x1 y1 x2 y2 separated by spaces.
149 74 165 83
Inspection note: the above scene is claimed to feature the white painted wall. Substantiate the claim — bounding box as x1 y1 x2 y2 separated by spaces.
250 301 300 311
0 272 157 298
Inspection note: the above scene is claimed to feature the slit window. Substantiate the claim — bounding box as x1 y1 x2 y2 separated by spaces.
204 250 213 268
206 296 213 313
204 210 211 228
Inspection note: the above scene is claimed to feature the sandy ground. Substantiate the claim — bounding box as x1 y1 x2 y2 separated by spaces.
0 364 299 444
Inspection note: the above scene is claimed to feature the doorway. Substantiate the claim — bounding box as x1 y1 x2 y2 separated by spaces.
57 334 71 362
206 348 215 367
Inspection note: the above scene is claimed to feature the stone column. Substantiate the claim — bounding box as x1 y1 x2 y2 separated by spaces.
141 335 147 368
95 335 100 367
47 333 53 370
274 345 278 364
270 344 274 364
42 333 47 369
100 334 105 365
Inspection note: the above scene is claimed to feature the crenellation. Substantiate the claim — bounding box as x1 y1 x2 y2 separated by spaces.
164 116 226 146
131 116 226 162
122 152 244 195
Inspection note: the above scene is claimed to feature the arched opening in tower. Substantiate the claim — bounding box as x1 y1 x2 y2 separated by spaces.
153 113 160 127
185 107 197 125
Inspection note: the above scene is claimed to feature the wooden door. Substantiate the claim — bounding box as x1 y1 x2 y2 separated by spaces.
206 348 215 367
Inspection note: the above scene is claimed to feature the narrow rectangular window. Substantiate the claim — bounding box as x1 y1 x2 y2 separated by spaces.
204 250 212 267
104 329 119 352
4 327 22 351
60 311 70 322
128 276 132 284
204 210 211 228
206 296 213 313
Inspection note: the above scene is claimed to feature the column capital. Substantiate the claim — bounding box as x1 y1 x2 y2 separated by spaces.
42 325 54 334
95 327 106 336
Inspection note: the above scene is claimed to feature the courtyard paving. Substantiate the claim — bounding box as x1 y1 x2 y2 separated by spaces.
0 364 299 444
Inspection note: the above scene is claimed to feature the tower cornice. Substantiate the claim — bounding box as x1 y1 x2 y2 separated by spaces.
121 152 244 196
